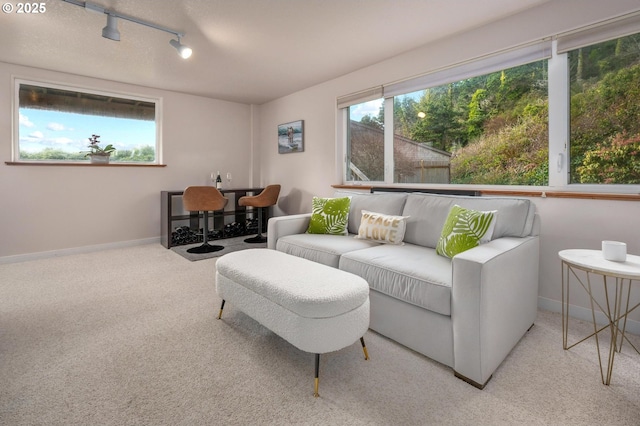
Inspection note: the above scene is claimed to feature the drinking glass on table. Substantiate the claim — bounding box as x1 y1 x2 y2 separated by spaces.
226 172 232 187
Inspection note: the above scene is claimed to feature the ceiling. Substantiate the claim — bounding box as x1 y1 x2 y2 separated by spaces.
0 0 549 105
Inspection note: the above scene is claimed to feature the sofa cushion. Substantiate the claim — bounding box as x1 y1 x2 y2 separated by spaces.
436 205 497 258
339 243 453 316
334 190 408 235
402 193 534 248
276 233 379 268
307 196 351 235
355 210 409 245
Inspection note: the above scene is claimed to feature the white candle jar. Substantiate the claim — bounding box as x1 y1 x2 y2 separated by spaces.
602 241 627 262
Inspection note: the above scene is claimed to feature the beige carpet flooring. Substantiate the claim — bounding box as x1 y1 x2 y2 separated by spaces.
1 244 639 425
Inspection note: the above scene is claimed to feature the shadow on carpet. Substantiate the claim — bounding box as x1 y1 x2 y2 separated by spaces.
170 235 267 261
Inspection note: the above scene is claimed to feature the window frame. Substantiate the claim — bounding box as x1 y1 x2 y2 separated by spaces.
12 77 163 165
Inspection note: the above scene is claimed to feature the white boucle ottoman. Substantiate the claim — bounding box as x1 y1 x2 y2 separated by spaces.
215 248 370 397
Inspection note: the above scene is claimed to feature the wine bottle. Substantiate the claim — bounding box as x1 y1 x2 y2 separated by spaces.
216 171 222 189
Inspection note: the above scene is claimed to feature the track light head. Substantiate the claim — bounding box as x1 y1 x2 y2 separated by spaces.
169 38 193 59
102 14 120 41
169 38 192 59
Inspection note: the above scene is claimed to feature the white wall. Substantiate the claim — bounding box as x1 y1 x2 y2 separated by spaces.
255 0 640 326
533 196 640 324
256 83 340 215
0 62 252 259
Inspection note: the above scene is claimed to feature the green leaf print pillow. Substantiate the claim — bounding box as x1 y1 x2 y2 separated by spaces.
436 205 497 258
307 197 351 235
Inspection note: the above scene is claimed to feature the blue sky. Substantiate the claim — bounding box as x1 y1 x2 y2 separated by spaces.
350 99 383 122
349 90 423 122
19 108 156 153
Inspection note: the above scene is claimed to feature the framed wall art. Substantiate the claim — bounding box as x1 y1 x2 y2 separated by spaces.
278 120 304 154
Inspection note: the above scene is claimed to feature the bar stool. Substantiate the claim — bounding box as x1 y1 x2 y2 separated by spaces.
238 184 281 243
183 186 229 254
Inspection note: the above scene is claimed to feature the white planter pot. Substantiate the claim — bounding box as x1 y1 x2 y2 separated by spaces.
90 154 110 164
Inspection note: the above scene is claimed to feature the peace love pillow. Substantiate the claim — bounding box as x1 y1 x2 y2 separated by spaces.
355 210 408 245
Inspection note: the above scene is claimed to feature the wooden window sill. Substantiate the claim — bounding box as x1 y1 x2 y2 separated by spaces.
5 162 166 167
332 184 640 201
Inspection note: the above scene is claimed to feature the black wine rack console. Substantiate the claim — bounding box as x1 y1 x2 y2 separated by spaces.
161 188 266 249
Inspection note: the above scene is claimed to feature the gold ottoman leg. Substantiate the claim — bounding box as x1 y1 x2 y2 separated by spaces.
314 354 320 397
360 337 370 360
218 300 225 319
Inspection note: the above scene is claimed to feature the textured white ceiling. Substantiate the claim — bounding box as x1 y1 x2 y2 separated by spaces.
0 0 549 104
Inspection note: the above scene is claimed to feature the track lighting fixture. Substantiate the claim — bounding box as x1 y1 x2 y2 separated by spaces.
170 37 193 59
63 0 193 59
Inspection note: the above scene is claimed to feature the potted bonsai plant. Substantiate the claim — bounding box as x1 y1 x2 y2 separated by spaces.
82 134 116 164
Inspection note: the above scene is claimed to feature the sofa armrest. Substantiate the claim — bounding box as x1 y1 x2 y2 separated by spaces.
451 236 539 388
267 213 312 250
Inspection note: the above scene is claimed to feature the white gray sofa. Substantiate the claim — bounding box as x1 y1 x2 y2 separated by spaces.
267 190 540 388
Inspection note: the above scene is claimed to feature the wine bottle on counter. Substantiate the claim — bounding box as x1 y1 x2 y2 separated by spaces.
216 171 222 189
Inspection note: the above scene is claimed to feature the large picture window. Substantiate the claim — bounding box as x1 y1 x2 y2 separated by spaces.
341 12 640 190
15 80 159 163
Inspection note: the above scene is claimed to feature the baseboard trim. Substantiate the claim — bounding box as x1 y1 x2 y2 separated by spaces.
0 237 161 265
538 296 640 336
